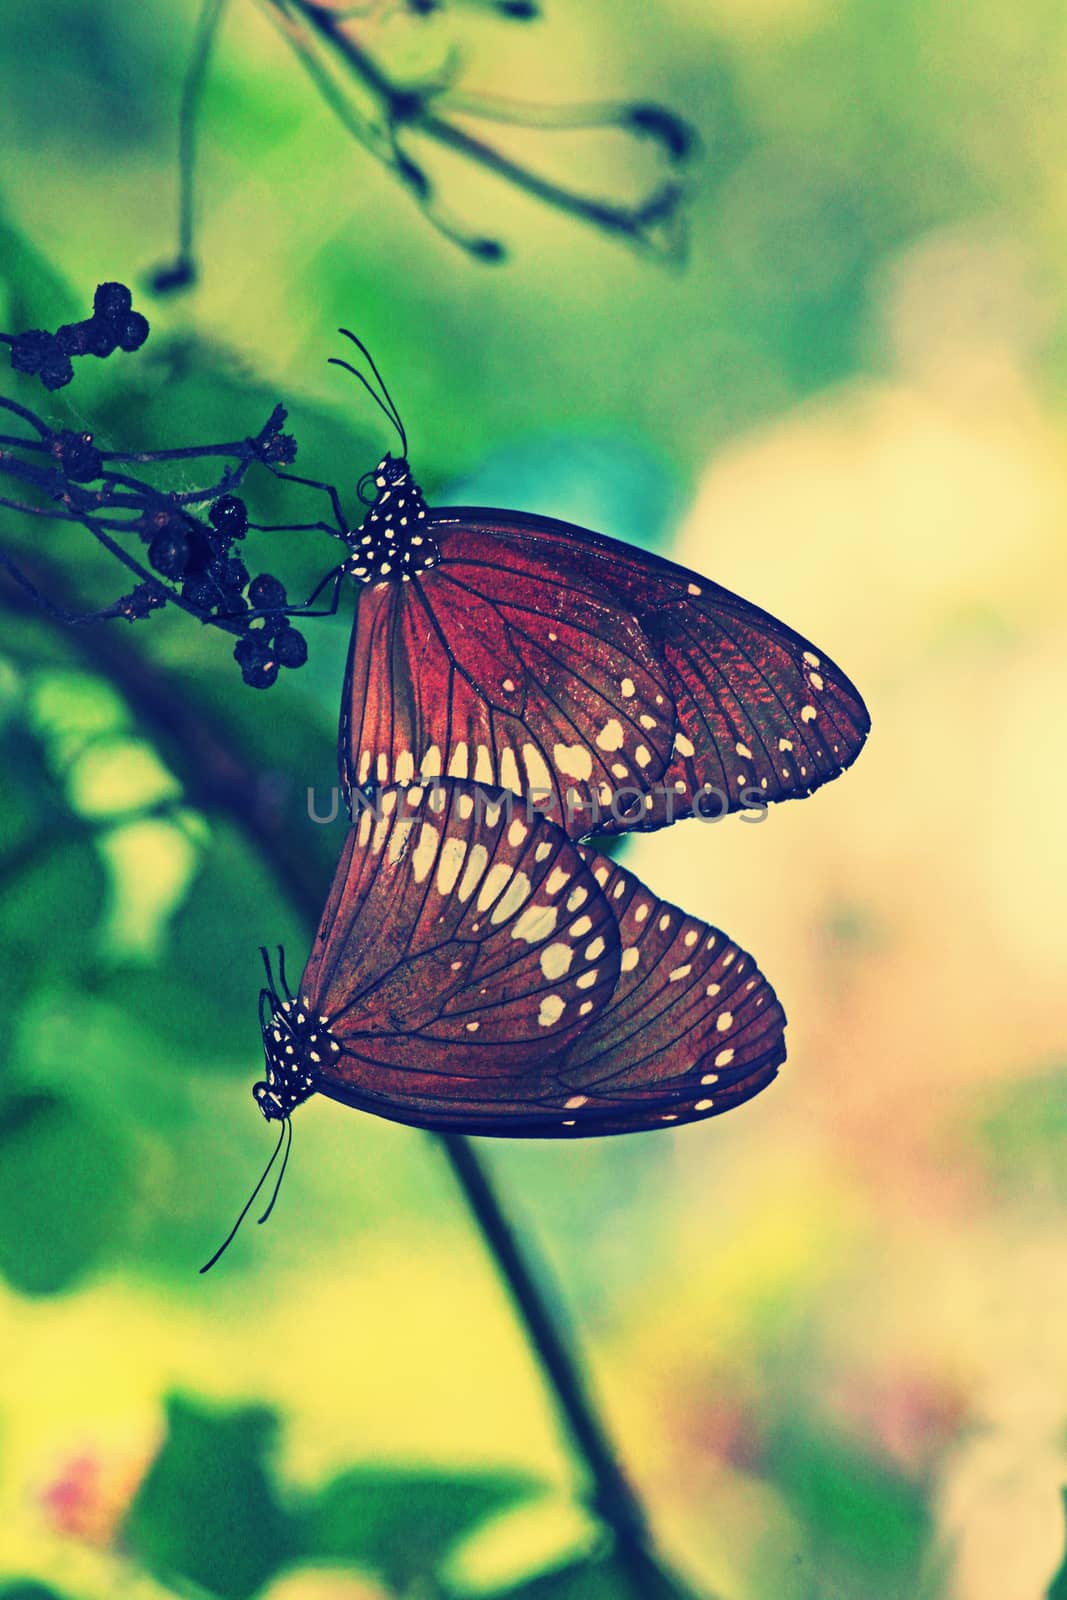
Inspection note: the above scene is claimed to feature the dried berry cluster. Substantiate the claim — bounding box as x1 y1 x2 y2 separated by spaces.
140 496 308 688
2 288 325 689
6 283 149 391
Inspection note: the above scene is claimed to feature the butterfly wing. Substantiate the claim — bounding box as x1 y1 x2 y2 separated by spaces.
301 781 621 1112
425 509 870 834
340 527 674 835
296 780 784 1137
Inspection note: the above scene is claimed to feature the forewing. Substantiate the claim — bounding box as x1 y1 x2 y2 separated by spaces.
340 527 675 836
301 781 622 1110
430 510 869 835
303 803 784 1138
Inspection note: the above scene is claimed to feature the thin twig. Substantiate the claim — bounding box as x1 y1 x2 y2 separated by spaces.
265 0 691 260
152 0 231 292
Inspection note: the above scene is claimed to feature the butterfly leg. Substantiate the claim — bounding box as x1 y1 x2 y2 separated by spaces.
268 468 350 541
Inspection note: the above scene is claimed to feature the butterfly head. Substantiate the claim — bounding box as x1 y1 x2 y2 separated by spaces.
346 454 440 585
255 992 339 1121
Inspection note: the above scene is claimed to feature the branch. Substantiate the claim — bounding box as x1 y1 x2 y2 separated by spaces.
158 0 695 282
0 551 706 1600
282 0 692 260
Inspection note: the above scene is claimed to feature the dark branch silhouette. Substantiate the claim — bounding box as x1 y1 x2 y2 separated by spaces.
152 0 696 286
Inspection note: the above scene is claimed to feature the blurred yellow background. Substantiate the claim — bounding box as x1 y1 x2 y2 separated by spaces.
1 3 1065 1599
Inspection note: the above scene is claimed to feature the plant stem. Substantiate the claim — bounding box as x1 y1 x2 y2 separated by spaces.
439 1134 690 1599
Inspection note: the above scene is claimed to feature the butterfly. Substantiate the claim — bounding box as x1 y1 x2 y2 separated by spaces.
251 780 785 1139
293 333 870 838
203 778 783 1268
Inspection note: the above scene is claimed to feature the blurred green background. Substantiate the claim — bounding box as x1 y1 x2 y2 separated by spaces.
1 1 1066 1597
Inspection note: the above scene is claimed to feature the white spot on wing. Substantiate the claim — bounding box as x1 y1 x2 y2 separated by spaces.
447 741 469 778
538 995 566 1027
477 861 514 912
385 816 418 866
523 743 553 795
457 843 489 902
554 743 593 780
500 746 521 795
437 836 467 894
491 870 532 924
540 943 574 980
596 719 624 752
512 902 558 943
474 744 494 783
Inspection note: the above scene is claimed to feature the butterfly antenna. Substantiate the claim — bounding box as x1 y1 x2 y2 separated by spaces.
333 328 409 457
336 328 406 441
199 1118 288 1274
257 1115 293 1225
260 945 278 997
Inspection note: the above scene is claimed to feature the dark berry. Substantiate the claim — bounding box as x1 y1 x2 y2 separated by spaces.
234 633 279 688
217 557 249 592
115 311 149 353
120 581 167 620
182 575 217 610
244 658 279 689
183 522 214 575
208 495 248 540
93 282 133 320
51 430 103 482
85 319 118 358
55 321 92 356
10 329 53 374
40 353 75 390
275 628 308 669
149 527 191 579
247 573 287 610
257 431 297 465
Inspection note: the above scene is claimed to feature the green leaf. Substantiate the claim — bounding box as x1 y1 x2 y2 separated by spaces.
301 1466 542 1590
0 1582 76 1600
0 835 107 1011
1048 1489 1067 1599
123 1394 298 1600
766 1419 932 1599
106 823 311 1067
0 196 81 332
0 1090 134 1295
